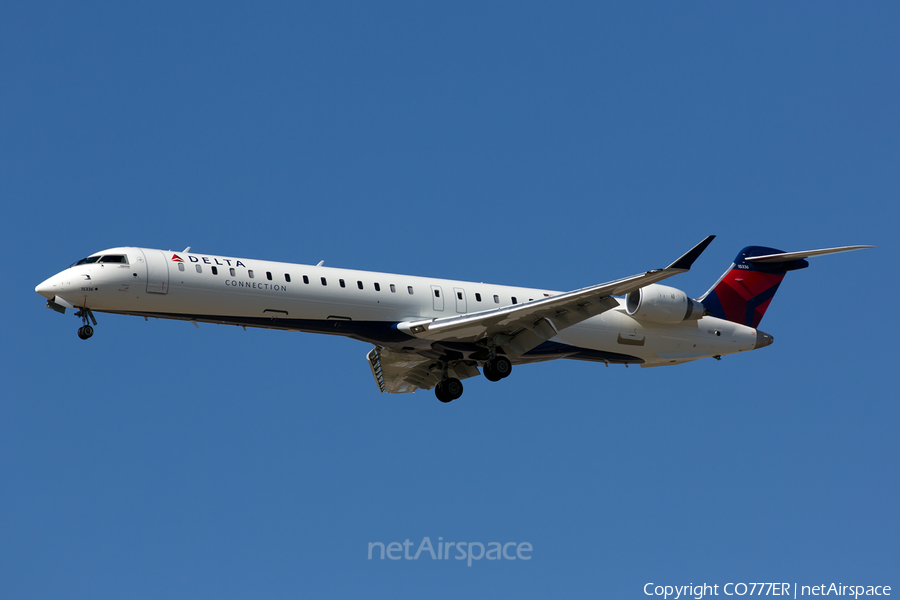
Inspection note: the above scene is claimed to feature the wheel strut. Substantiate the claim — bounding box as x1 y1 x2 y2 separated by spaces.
75 308 96 340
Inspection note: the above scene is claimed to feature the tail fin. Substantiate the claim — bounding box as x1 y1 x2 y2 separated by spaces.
700 245 872 327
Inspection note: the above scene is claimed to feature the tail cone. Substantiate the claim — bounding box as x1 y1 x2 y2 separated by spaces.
755 330 774 349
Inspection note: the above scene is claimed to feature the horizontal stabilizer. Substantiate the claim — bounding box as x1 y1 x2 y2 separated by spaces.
746 245 873 264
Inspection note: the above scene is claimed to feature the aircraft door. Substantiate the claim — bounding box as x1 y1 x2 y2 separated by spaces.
141 249 170 294
454 287 467 313
431 285 444 311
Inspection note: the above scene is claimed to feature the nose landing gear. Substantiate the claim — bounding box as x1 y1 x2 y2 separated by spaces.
75 308 97 340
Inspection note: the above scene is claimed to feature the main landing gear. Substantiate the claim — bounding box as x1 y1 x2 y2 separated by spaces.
75 308 97 340
483 355 512 382
433 354 512 403
435 377 464 403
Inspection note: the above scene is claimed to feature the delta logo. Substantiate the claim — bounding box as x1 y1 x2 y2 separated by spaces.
171 253 247 268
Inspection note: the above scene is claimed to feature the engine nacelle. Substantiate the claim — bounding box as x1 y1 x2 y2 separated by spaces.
624 284 705 324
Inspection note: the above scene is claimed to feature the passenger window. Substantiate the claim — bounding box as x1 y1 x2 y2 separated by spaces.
408 286 414 295
230 268 235 276
196 265 202 273
266 272 272 281
211 266 218 275
512 297 517 304
321 277 327 286
374 283 381 292
285 274 291 282
339 279 346 288
248 270 254 278
357 281 363 290
475 293 481 302
493 295 499 303
178 263 185 272
390 284 396 293
303 275 309 284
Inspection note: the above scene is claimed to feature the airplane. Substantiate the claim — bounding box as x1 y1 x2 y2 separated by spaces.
35 237 870 402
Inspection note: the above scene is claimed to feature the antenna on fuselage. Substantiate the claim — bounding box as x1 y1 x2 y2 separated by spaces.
316 260 324 267
183 246 191 253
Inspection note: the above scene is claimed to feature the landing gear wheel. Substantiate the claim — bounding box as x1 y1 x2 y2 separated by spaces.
444 378 463 400
483 361 502 382
484 356 511 381
435 382 453 403
492 356 512 379
75 308 96 340
435 378 464 403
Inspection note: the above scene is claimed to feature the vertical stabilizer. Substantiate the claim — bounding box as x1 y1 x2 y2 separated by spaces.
699 246 808 328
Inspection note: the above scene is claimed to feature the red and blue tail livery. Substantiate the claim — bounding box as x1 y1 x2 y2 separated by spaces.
700 246 803 328
700 245 871 328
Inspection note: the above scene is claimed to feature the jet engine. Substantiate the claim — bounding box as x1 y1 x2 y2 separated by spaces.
624 284 705 324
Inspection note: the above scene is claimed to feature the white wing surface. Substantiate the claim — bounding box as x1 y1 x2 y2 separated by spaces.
396 236 716 356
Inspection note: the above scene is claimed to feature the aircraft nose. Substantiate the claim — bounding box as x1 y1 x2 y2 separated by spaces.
755 330 774 349
35 276 58 299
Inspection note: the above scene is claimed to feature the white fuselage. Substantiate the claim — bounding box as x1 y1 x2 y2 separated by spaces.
35 247 762 367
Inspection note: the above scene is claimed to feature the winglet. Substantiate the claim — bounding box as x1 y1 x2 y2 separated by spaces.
666 235 716 271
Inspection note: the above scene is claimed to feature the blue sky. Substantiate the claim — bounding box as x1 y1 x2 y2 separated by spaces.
2 2 897 598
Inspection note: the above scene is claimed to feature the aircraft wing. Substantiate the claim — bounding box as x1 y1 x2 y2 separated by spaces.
396 236 715 356
367 346 480 394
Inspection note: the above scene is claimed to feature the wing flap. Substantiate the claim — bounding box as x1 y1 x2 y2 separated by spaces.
367 347 480 394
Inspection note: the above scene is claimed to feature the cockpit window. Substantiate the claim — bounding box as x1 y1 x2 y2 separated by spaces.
99 255 128 264
72 256 101 266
